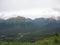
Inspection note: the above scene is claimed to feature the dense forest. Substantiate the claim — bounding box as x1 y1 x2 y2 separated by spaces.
0 16 60 44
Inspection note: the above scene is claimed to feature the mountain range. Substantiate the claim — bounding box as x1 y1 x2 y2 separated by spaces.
0 16 60 42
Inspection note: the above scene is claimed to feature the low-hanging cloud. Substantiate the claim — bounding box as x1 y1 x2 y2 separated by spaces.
0 0 60 19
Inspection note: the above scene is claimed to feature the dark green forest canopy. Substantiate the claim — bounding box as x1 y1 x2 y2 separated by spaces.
0 16 60 42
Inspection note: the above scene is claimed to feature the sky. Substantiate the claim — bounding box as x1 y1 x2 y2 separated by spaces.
0 0 60 19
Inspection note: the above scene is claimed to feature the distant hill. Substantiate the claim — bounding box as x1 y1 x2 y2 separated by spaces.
0 18 5 23
0 16 60 42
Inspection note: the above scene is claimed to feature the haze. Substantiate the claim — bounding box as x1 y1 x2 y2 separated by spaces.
0 0 60 19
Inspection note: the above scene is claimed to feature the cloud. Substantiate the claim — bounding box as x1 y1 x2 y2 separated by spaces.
0 0 60 11
0 8 59 19
0 0 60 19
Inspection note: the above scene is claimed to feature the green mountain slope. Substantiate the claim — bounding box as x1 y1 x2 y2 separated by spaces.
0 16 60 42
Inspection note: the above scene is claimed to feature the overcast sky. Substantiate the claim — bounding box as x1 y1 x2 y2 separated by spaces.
0 0 60 19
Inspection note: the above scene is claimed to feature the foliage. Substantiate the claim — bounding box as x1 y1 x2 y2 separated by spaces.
0 16 60 42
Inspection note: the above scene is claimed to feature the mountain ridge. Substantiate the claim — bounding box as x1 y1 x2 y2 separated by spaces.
0 16 60 42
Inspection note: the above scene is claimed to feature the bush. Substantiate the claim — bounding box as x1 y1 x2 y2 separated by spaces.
54 38 59 43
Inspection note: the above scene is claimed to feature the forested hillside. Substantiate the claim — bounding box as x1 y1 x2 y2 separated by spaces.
0 16 60 42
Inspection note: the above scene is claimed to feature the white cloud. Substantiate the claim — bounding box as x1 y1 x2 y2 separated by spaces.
0 0 60 11
0 0 60 19
0 8 59 19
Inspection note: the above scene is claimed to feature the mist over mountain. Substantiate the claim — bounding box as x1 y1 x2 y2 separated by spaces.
0 8 60 20
0 0 60 44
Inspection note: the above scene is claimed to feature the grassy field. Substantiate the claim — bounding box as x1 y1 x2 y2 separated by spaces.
0 34 60 45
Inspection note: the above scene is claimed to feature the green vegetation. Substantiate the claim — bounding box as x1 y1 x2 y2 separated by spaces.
0 16 60 45
0 34 60 45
